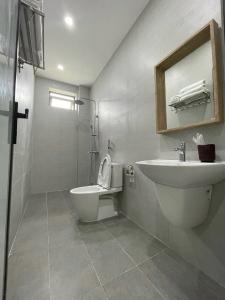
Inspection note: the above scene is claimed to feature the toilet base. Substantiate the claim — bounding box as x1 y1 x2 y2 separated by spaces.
97 197 118 221
70 186 122 223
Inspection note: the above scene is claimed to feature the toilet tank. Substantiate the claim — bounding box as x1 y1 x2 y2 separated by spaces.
111 163 123 188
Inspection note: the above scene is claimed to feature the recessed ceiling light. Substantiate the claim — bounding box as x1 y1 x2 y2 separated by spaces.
57 64 64 71
64 16 74 27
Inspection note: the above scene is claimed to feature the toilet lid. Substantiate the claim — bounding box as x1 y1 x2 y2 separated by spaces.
97 154 112 189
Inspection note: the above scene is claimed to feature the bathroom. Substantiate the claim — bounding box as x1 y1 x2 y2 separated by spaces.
1 0 225 299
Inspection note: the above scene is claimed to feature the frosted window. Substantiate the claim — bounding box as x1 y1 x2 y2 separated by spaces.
49 92 77 110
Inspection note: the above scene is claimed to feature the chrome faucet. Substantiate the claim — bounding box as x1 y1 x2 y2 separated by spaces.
174 142 186 162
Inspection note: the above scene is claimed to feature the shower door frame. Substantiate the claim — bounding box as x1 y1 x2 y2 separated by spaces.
1 1 20 299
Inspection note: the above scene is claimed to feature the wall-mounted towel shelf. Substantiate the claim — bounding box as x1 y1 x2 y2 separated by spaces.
169 92 211 113
18 0 45 72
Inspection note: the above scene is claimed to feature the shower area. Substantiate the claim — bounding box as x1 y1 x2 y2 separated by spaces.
75 86 99 186
30 80 99 194
76 87 99 187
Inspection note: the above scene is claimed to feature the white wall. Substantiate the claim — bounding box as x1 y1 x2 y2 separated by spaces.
91 0 225 287
31 77 91 193
9 64 35 247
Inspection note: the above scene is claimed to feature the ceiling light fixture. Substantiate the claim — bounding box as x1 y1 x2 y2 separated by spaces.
57 64 64 71
64 16 74 27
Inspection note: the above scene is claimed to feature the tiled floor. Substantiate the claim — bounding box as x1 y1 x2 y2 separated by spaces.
7 191 225 300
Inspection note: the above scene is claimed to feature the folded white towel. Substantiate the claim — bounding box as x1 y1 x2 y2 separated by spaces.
180 88 209 103
180 80 205 94
179 84 206 97
169 95 180 105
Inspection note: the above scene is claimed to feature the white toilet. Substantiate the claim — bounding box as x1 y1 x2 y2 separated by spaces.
70 155 123 222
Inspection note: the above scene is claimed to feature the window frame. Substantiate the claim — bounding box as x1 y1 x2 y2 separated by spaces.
49 89 77 111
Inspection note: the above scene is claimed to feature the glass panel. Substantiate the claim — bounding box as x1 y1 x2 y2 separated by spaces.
0 0 18 298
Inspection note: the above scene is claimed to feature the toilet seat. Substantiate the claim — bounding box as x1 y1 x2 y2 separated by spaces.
70 185 122 196
97 154 111 189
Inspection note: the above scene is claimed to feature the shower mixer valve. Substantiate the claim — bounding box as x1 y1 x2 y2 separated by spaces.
108 139 113 151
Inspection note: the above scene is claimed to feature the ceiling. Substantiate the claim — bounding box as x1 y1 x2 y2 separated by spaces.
37 0 149 86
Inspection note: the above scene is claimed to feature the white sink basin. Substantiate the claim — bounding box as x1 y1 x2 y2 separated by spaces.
136 159 225 188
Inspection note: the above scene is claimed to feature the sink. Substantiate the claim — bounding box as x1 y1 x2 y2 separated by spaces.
136 159 225 188
136 159 225 228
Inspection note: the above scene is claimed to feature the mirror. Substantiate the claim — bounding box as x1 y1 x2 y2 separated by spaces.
155 19 223 134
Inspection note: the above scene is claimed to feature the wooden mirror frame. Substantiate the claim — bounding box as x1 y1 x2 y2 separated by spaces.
155 19 223 134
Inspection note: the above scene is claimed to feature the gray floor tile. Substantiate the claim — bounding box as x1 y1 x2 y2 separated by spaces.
12 227 48 254
81 228 114 260
61 190 72 200
104 216 165 264
8 250 49 284
91 240 135 284
139 249 225 300
77 220 106 233
81 224 135 284
50 266 99 300
7 250 49 300
117 230 165 264
23 193 47 221
8 190 225 300
70 214 80 229
62 190 80 219
26 192 46 204
7 279 50 300
197 272 225 299
49 243 90 273
48 209 79 230
78 286 108 300
47 191 64 201
50 246 99 300
48 215 82 249
105 218 144 238
50 244 99 299
48 213 75 229
62 190 73 204
47 192 69 216
104 268 164 300
49 225 83 249
101 214 127 227
12 214 48 254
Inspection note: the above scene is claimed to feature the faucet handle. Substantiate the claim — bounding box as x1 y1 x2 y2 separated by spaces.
180 141 186 150
173 141 186 161
174 141 185 151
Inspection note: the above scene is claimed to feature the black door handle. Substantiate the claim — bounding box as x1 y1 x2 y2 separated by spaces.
16 108 29 119
12 101 29 144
